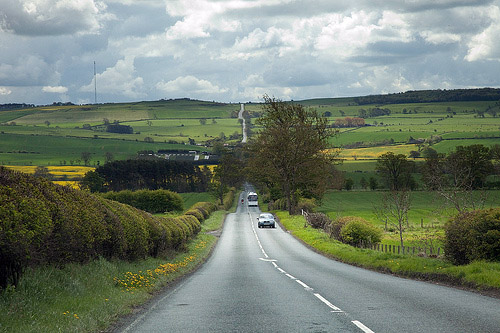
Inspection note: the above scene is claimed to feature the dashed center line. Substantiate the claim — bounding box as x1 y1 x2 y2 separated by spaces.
352 320 376 333
248 208 374 332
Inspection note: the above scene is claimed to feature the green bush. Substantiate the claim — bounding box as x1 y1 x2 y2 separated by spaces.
101 189 183 213
0 167 206 289
297 198 316 213
326 216 351 240
339 217 382 246
444 209 500 265
221 187 236 210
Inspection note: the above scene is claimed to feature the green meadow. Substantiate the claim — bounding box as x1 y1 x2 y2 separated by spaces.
1 97 499 170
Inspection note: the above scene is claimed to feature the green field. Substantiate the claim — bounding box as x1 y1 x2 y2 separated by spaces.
1 97 499 167
315 189 500 248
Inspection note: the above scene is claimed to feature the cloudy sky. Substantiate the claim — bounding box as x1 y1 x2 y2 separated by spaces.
1 0 500 105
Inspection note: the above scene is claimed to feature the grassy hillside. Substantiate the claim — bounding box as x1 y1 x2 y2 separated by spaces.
1 94 499 170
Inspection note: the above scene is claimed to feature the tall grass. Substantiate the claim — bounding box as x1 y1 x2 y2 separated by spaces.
0 222 224 332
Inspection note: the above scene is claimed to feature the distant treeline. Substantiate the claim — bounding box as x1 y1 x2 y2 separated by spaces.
86 159 212 193
0 103 35 111
354 88 500 105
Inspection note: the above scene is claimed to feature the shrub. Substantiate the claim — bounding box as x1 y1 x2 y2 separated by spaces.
101 189 183 213
0 167 207 289
221 187 236 210
326 216 352 240
185 208 204 222
339 217 382 246
306 212 330 229
444 209 500 265
297 198 316 213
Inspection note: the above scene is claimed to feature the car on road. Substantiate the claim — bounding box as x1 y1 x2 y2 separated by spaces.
257 213 276 228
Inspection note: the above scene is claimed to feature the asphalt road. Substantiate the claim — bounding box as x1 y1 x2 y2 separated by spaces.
117 190 500 332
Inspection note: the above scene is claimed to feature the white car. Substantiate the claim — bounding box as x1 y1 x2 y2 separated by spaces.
257 213 276 228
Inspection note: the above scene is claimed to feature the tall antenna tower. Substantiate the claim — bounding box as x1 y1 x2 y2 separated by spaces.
94 61 97 104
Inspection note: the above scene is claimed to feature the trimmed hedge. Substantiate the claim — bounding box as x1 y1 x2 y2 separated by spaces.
101 189 183 213
221 187 236 211
444 208 500 265
0 167 210 289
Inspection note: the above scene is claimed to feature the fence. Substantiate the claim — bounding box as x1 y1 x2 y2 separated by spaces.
301 209 443 258
358 241 442 257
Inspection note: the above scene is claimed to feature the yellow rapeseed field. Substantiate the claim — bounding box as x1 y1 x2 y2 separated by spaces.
3 165 94 189
338 144 416 160
4 165 94 176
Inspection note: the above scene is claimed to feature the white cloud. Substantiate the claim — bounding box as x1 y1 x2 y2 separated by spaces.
42 85 68 93
420 31 461 45
81 56 145 99
165 0 241 40
0 87 12 95
0 0 112 36
465 6 500 61
156 75 228 94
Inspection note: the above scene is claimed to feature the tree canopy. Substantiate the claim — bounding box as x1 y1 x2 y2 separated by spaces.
247 95 337 214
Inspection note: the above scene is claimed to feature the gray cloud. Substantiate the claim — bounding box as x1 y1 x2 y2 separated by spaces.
0 0 499 105
0 0 109 36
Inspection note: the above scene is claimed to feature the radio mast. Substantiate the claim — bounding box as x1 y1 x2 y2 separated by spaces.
94 61 97 104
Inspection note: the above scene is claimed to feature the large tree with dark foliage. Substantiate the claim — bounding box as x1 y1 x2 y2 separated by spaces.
211 153 244 205
376 152 416 191
422 145 493 213
247 95 337 214
82 159 211 193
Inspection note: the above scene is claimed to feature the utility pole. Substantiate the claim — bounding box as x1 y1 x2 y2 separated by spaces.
94 61 97 104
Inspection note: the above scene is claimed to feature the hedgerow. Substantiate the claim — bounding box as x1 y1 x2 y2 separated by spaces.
101 189 183 213
0 167 208 289
444 208 500 265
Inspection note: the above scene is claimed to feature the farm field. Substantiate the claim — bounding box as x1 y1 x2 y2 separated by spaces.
1 96 499 169
316 190 500 248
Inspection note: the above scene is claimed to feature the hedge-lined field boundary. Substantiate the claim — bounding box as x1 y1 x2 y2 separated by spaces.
0 167 217 289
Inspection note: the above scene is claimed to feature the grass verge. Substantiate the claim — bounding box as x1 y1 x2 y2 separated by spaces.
276 211 500 295
0 211 228 332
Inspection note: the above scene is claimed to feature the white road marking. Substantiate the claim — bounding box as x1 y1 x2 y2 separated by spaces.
277 267 286 274
314 293 343 313
352 320 375 333
259 258 277 262
295 279 313 291
285 273 296 280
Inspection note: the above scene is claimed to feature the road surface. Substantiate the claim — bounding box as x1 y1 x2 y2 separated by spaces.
116 189 500 332
238 103 247 143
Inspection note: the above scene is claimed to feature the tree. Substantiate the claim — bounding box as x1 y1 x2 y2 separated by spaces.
344 178 354 190
408 150 420 159
211 154 244 205
376 152 415 190
422 145 492 213
360 177 367 189
247 95 337 214
80 170 105 192
375 190 411 252
369 177 378 190
199 118 207 125
81 152 91 166
105 151 114 164
33 166 53 180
